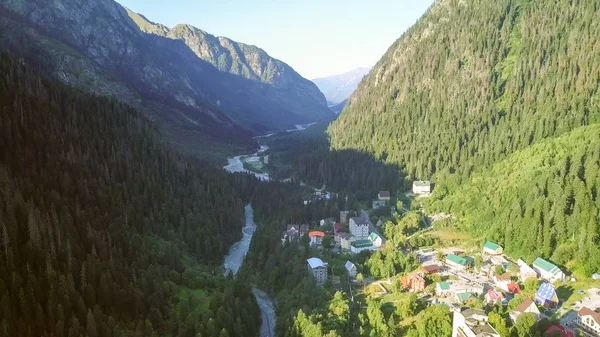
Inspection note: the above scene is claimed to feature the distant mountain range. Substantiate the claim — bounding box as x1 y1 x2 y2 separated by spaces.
0 0 333 159
312 67 371 105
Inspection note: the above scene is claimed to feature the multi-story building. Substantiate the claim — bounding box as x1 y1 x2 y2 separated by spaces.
349 217 370 240
307 257 328 285
452 308 500 337
412 181 431 195
578 307 600 336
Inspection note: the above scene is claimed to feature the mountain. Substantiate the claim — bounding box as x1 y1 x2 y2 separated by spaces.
0 52 262 336
429 124 600 275
329 0 600 181
312 67 370 104
0 0 332 160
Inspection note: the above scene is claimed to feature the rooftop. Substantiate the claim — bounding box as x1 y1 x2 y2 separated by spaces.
368 232 381 242
350 217 370 226
484 241 501 250
446 253 468 265
344 261 356 272
516 298 535 313
307 257 327 269
533 257 562 275
378 191 390 198
438 281 453 290
458 292 475 302
578 307 600 324
351 240 373 248
413 180 431 186
308 231 325 237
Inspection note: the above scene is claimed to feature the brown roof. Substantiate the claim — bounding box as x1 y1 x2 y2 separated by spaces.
495 274 511 281
578 307 600 324
421 264 440 273
516 298 535 313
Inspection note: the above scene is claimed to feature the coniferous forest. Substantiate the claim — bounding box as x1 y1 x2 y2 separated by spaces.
0 53 263 337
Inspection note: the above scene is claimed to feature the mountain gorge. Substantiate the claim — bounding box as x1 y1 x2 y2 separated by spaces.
312 67 370 105
0 0 332 161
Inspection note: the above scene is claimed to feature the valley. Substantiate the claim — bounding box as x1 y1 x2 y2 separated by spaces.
1 0 600 336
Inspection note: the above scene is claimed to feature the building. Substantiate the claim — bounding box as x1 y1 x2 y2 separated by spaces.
339 233 353 251
282 224 310 244
345 261 357 279
493 274 512 290
452 308 500 337
509 298 540 322
340 211 350 224
401 273 426 292
533 257 565 283
517 259 538 282
351 239 373 254
420 264 441 274
372 200 386 209
506 283 521 294
456 292 477 304
485 289 505 304
577 306 600 336
349 217 370 240
368 232 383 248
436 282 454 297
535 282 559 308
378 191 391 200
490 255 508 266
307 257 328 285
412 181 432 196
446 254 469 270
309 231 325 246
483 241 503 255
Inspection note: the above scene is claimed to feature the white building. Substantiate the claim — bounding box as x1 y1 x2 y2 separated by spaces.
517 259 538 282
307 257 328 285
412 180 431 196
578 307 600 336
452 308 500 337
345 261 357 279
368 232 383 248
349 217 370 240
532 257 565 283
483 241 503 255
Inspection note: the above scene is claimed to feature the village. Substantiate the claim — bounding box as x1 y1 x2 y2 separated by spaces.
281 181 600 337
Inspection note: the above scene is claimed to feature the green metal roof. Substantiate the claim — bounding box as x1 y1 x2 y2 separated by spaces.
533 257 563 276
368 232 381 242
446 253 467 265
458 292 475 302
438 282 452 290
351 240 373 248
484 241 501 250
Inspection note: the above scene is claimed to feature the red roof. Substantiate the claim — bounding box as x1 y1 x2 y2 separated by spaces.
507 283 521 294
544 325 574 337
308 231 325 238
487 289 504 300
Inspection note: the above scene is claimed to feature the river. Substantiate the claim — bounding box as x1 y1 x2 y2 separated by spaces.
223 145 270 181
223 204 276 337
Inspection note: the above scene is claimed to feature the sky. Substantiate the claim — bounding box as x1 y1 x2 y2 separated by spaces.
116 0 434 79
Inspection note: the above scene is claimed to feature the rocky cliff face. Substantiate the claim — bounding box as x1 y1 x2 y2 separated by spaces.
0 0 332 158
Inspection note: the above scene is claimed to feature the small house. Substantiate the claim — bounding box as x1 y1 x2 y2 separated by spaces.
368 232 383 248
509 298 540 322
483 241 503 255
456 292 477 304
412 181 431 195
420 264 440 274
436 281 453 297
485 289 505 304
345 261 357 279
577 307 600 335
535 282 559 308
378 191 390 201
452 309 500 337
532 257 565 283
446 253 469 270
307 257 328 285
517 259 538 282
350 239 373 254
493 274 512 289
506 284 521 294
339 233 353 251
309 231 325 246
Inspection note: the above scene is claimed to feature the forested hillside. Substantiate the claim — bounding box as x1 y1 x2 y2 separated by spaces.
329 0 600 181
429 124 600 275
0 54 262 336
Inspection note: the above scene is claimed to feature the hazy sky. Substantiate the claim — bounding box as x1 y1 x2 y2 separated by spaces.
116 0 434 79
